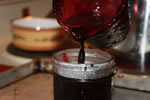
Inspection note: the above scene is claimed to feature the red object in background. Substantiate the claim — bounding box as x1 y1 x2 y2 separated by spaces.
0 64 14 73
22 7 29 17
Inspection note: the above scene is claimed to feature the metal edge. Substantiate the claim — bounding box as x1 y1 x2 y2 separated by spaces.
0 61 36 88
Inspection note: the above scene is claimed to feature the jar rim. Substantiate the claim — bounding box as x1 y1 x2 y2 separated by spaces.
52 48 115 79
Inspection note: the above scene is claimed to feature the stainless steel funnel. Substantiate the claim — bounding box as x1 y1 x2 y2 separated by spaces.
113 0 150 74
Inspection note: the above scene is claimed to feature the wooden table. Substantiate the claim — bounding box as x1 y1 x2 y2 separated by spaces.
0 73 53 100
0 73 150 100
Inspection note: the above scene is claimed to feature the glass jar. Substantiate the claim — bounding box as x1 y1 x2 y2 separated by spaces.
52 48 115 100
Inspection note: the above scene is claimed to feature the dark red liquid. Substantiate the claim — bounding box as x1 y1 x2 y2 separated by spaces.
53 0 128 40
53 0 129 63
53 73 113 100
78 40 85 63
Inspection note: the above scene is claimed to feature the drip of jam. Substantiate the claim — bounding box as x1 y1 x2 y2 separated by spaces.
63 52 69 62
78 40 85 64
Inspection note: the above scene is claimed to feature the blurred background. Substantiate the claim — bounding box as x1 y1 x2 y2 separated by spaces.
0 0 52 52
0 0 52 34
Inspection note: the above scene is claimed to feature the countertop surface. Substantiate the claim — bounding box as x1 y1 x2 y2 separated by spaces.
0 33 150 100
0 73 150 100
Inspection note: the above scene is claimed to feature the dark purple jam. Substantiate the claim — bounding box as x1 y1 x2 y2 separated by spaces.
53 73 113 100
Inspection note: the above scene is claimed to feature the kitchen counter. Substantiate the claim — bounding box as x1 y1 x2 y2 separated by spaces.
0 73 150 100
0 30 150 100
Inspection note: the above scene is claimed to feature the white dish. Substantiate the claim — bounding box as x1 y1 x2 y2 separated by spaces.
12 17 60 29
